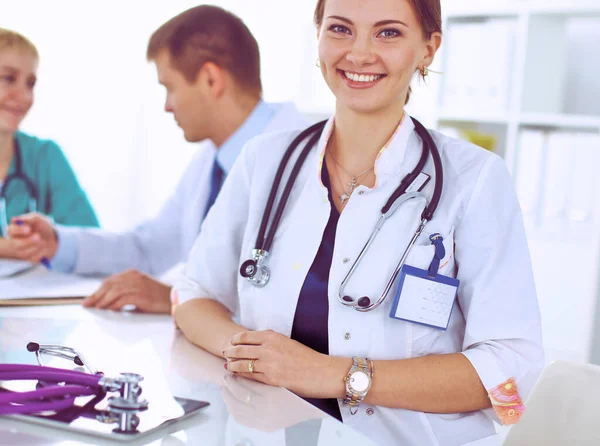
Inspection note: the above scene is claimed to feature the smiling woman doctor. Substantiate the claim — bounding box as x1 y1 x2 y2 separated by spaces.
172 0 543 445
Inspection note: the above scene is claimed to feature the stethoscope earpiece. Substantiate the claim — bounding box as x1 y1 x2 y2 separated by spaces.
341 296 372 308
357 297 371 308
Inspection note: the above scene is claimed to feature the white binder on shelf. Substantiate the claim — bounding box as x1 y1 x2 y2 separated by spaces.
441 21 484 113
482 18 516 113
540 131 574 236
514 129 546 230
567 132 600 234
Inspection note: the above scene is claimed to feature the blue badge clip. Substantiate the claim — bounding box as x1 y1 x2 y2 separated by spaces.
427 233 445 278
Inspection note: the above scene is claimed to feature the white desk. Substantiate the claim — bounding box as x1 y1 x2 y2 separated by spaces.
0 305 376 446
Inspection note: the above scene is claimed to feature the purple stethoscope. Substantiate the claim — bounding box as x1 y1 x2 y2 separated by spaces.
0 342 149 433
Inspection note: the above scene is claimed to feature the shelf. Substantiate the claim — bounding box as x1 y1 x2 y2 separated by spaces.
444 1 600 19
436 111 600 130
445 6 519 19
437 111 510 125
519 113 600 130
527 1 600 16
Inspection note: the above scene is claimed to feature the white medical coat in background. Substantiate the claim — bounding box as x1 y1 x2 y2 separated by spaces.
175 116 544 446
54 102 309 277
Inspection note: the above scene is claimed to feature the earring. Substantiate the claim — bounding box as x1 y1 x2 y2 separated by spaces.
420 66 429 77
316 58 321 68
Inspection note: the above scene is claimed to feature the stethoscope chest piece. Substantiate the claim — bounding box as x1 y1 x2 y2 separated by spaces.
239 117 443 315
240 249 270 287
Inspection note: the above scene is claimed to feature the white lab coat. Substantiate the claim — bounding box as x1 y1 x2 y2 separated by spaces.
57 103 309 277
175 116 544 446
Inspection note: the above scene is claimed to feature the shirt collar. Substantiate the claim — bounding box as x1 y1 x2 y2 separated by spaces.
313 113 416 188
216 100 276 173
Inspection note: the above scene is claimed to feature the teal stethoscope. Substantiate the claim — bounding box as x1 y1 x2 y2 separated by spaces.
0 139 39 237
240 117 444 312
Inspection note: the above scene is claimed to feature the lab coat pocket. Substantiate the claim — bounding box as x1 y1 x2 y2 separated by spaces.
404 228 457 348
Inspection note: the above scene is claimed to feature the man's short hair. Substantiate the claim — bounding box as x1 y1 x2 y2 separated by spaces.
147 5 262 96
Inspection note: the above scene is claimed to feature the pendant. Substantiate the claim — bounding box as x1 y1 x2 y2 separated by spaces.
348 177 358 194
340 193 350 205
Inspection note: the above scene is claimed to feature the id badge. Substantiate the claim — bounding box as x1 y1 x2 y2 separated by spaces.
389 234 460 330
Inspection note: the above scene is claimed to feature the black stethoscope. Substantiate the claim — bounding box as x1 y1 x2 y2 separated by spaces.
0 139 39 236
239 117 443 312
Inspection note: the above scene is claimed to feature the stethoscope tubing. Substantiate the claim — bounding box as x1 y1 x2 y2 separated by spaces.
0 384 98 405
0 139 39 203
256 120 327 252
0 396 77 415
337 194 428 312
242 117 444 313
0 364 101 386
0 364 105 416
0 370 101 387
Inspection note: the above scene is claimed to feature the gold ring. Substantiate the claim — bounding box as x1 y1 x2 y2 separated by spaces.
248 359 255 374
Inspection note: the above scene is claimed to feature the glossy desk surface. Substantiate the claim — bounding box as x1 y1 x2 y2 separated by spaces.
0 305 376 446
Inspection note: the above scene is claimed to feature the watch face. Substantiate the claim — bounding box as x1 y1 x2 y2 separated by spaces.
350 371 370 392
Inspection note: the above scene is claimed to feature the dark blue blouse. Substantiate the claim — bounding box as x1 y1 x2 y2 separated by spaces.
290 164 343 422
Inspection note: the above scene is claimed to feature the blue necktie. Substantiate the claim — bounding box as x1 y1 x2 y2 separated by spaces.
203 158 225 220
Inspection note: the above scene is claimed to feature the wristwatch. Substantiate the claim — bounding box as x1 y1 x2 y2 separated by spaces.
343 357 372 415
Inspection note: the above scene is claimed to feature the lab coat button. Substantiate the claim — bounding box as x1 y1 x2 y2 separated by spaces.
358 190 365 195
366 408 375 416
343 257 351 264
344 332 351 340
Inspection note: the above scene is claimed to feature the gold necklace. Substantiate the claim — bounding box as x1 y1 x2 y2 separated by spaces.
327 151 374 206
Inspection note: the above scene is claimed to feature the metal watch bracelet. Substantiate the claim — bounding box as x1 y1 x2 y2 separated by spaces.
343 356 373 415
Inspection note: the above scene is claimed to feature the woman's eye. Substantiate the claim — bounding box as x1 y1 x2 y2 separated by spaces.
0 75 16 83
329 24 351 35
378 29 400 38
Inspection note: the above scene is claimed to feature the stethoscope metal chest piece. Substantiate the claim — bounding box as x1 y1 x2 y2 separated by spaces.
0 342 149 434
240 118 444 312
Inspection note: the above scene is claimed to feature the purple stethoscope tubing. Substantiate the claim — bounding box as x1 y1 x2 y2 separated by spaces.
0 364 103 386
0 396 76 415
0 364 104 415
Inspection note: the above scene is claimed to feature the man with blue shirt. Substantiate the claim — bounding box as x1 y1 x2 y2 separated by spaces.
7 5 308 313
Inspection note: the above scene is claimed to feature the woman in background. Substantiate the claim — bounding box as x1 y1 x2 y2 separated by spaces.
0 28 98 259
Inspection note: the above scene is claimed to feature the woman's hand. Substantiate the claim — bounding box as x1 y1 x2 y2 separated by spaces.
6 213 58 262
223 330 349 399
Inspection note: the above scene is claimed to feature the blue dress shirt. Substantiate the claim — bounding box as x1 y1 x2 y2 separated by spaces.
52 100 277 273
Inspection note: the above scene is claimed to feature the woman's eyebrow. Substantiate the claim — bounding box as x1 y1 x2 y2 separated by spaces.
374 19 409 28
326 15 409 28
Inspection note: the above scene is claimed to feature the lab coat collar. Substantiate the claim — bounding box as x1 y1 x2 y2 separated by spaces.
314 113 416 188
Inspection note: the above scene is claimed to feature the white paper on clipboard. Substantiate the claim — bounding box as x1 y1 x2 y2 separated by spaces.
0 259 34 278
0 267 101 304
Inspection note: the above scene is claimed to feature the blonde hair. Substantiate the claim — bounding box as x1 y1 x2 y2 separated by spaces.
0 28 39 59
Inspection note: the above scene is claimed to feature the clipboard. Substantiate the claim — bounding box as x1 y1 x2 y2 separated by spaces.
0 267 101 306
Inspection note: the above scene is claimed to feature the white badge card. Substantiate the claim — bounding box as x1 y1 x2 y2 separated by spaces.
389 265 459 330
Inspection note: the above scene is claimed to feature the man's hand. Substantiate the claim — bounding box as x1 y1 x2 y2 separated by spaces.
83 269 172 314
6 213 58 262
